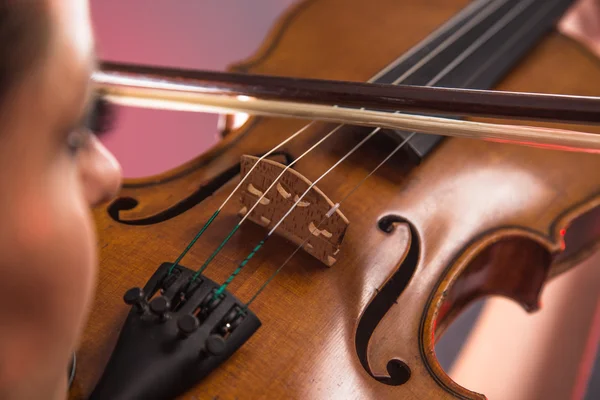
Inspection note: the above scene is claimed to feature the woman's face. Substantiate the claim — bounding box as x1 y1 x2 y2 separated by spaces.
0 0 122 397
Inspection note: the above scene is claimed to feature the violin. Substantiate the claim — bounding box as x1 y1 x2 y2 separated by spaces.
70 0 600 398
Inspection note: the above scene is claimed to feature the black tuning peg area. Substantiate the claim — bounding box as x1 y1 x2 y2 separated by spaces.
123 287 148 314
149 295 171 322
90 262 261 400
177 314 200 338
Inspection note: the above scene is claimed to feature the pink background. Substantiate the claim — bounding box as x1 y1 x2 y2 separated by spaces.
90 0 298 178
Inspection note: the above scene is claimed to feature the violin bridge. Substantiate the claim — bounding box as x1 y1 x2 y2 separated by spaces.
238 155 348 266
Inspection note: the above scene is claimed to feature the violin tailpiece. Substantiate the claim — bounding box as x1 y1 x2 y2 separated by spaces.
238 154 348 266
88 262 261 400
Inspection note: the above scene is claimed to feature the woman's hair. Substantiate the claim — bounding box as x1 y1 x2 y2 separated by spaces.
0 1 49 109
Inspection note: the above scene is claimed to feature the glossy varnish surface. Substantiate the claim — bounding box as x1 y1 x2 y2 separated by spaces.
72 0 600 399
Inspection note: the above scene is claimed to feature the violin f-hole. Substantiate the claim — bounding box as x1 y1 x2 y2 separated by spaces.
355 214 420 386
107 151 294 225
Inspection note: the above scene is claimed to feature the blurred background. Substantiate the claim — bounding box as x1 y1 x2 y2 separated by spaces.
90 1 599 398
91 0 296 178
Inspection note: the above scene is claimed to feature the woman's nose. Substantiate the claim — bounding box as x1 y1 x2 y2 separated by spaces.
80 135 122 206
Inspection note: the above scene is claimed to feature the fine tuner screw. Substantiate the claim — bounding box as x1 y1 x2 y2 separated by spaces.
177 314 226 356
123 287 149 314
204 335 226 356
149 296 171 322
177 314 200 338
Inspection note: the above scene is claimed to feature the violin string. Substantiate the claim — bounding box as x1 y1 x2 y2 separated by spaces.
460 0 560 88
168 121 318 274
386 0 510 84
170 0 507 276
244 132 417 307
210 0 527 293
235 0 563 308
177 0 527 287
211 126 385 298
190 121 351 281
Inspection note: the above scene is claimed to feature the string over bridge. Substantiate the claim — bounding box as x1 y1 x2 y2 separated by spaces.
239 155 348 266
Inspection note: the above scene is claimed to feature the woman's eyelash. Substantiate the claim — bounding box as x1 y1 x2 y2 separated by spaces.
66 93 117 155
85 92 116 135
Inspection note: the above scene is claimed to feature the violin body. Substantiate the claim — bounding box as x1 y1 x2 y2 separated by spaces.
72 0 600 399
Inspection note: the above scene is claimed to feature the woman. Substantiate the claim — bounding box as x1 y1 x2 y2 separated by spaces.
0 0 598 399
0 0 121 398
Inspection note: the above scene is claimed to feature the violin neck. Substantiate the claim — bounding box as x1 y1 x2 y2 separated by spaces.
373 0 576 162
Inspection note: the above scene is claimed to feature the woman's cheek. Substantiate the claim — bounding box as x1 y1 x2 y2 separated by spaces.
0 175 97 390
48 179 98 345
14 171 97 348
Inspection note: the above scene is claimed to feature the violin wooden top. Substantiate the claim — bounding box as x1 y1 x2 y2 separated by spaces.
71 0 600 399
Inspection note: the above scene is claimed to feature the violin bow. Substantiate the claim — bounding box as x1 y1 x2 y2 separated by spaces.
93 61 600 154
